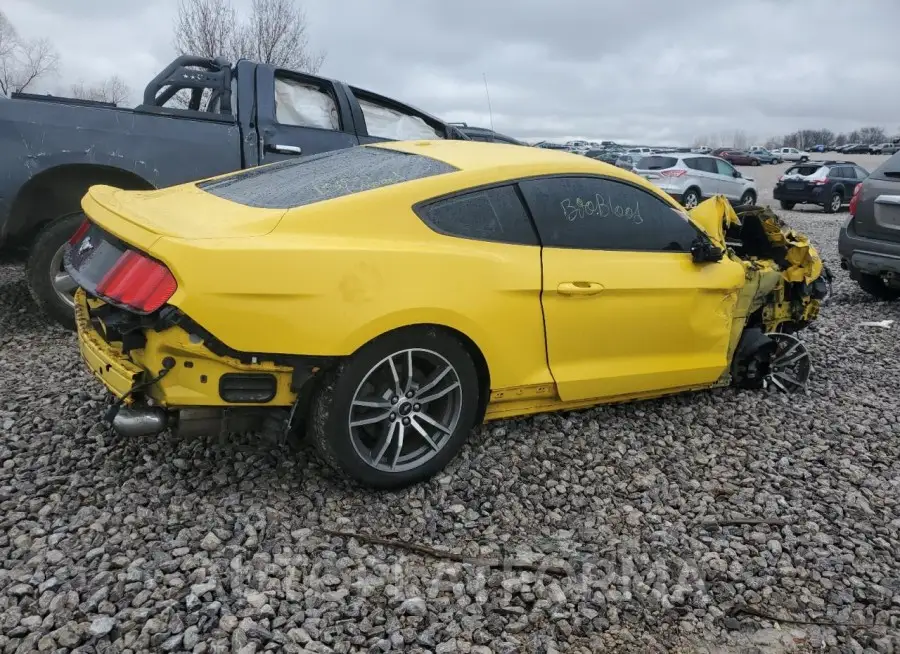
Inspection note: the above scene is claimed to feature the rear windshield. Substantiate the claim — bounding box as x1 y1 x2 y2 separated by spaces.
637 156 678 170
785 165 823 177
872 151 900 180
198 146 458 209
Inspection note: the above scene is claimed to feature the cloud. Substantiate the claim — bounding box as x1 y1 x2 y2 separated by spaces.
5 0 899 144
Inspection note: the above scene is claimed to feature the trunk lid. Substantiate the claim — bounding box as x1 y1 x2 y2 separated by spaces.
82 183 288 243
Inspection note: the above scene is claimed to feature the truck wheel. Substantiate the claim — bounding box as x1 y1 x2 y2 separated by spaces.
26 213 84 330
309 326 480 489
857 273 900 301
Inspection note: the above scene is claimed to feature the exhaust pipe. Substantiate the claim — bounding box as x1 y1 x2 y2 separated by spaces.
112 406 169 437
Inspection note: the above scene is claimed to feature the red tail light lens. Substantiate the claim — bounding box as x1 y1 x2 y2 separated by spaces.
660 169 687 177
849 183 862 217
68 219 91 245
96 250 177 313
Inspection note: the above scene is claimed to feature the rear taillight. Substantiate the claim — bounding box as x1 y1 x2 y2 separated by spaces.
849 183 862 217
660 169 687 177
813 179 827 185
96 250 177 313
68 219 91 245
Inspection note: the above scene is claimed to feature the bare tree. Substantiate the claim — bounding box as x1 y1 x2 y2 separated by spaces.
0 11 59 96
173 0 241 61
732 129 750 149
70 75 131 105
172 0 324 72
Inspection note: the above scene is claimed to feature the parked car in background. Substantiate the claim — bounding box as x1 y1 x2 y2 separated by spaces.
773 160 869 213
841 143 870 154
747 148 782 164
719 150 762 166
584 148 621 164
711 148 731 157
771 147 810 162
869 142 899 155
839 150 900 300
451 123 526 146
0 55 467 329
615 152 644 171
632 153 758 209
691 146 711 154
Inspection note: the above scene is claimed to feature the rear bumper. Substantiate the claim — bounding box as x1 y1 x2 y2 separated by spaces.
74 289 297 408
75 290 144 401
838 221 900 278
773 186 826 203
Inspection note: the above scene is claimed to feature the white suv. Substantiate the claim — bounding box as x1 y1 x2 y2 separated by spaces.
632 153 758 209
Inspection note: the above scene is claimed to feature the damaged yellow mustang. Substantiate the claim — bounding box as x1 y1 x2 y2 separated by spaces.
65 141 831 488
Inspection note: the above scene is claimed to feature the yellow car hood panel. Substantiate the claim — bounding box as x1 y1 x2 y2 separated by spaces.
82 184 287 240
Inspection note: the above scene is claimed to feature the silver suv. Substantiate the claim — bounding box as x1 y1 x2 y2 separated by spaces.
632 153 759 209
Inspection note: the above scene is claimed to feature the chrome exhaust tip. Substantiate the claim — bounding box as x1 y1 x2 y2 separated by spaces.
112 406 169 437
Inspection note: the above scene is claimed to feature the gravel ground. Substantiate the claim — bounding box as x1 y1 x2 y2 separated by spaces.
2 159 900 653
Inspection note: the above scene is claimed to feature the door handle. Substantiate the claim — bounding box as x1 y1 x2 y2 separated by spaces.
557 282 604 296
266 143 303 155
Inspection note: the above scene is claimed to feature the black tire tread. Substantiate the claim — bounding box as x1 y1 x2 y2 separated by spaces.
25 213 84 331
857 274 900 301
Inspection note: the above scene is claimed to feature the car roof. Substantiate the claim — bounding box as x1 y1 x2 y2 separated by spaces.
369 139 624 173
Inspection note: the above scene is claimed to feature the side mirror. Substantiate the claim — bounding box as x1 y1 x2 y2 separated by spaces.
733 170 742 178
691 238 724 264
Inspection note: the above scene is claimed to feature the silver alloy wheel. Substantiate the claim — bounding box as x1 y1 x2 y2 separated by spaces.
741 192 756 206
683 192 699 209
349 348 463 473
830 193 841 212
764 332 811 393
49 243 78 309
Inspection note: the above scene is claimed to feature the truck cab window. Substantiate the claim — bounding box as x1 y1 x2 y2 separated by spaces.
274 76 340 131
357 97 442 140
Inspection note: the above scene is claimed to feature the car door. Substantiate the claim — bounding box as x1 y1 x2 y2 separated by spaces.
713 158 743 199
254 67 359 164
683 157 718 197
517 175 745 402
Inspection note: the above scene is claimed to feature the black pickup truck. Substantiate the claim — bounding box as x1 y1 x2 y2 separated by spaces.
0 55 466 328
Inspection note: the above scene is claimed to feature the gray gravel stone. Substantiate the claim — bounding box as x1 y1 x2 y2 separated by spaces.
89 616 115 636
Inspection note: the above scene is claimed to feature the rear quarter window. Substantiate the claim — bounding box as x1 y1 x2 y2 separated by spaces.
197 147 458 209
637 156 677 170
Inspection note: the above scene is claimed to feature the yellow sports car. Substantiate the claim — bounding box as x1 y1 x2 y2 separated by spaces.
65 140 830 488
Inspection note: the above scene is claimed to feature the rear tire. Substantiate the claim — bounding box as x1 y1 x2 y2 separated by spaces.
779 200 796 210
823 192 842 214
800 156 809 162
751 159 760 166
857 274 900 301
309 326 481 489
681 188 701 209
26 213 84 331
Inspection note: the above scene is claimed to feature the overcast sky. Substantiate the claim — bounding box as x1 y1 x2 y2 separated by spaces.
5 0 899 145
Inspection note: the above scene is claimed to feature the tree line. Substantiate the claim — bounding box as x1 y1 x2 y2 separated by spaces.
693 126 896 151
0 0 323 105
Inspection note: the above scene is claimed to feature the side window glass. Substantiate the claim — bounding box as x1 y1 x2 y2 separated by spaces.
357 97 443 140
415 185 538 246
274 75 340 130
856 167 869 179
715 159 735 176
840 167 855 179
699 158 718 174
684 159 700 171
518 176 699 252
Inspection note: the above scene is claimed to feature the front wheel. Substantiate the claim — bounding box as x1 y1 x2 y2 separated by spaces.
25 213 85 330
800 156 809 162
739 190 757 206
309 326 481 489
751 159 760 166
779 200 796 210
